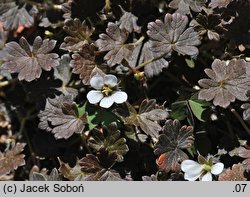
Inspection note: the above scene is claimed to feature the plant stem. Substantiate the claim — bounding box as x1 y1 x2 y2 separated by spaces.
127 53 167 74
229 107 250 136
133 36 145 46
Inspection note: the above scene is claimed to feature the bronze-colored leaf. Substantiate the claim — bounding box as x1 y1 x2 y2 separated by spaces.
70 44 106 85
79 149 123 181
58 158 85 181
198 59 250 108
169 0 206 15
238 148 250 171
1 36 59 82
88 122 129 162
95 22 134 66
154 119 194 172
38 94 87 139
147 13 201 57
0 143 26 176
114 99 169 139
218 164 246 181
60 18 94 52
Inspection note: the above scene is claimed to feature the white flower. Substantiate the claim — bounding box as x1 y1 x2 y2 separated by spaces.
181 155 224 181
87 74 128 108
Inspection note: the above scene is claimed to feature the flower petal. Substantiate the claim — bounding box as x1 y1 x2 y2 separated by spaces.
87 90 104 104
201 172 212 181
90 75 104 90
184 172 202 181
99 96 114 108
211 163 224 175
104 74 118 87
181 160 202 173
181 160 203 181
111 91 128 104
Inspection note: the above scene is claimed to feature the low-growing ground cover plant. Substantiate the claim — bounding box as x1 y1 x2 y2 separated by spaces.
0 0 250 181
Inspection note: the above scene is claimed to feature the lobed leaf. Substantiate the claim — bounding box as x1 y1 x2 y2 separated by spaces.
88 122 129 162
95 22 134 66
218 164 246 181
147 13 201 57
38 94 87 139
114 100 169 139
198 59 250 108
70 44 106 85
0 143 26 176
60 18 94 52
1 36 59 82
169 0 206 15
154 119 194 172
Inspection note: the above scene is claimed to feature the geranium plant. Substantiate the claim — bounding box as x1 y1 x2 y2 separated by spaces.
0 0 250 181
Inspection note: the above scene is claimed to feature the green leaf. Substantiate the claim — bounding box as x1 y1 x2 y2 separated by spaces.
169 101 187 120
185 58 195 68
188 99 211 122
78 102 120 130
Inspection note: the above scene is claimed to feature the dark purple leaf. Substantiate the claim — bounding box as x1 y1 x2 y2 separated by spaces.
190 14 224 41
0 143 26 176
209 0 233 8
88 122 129 162
118 7 141 33
95 22 134 66
60 18 94 52
114 99 169 139
70 44 106 85
0 1 34 30
79 149 122 181
169 0 206 15
154 119 194 172
198 59 250 108
38 94 87 139
147 13 201 57
1 36 59 82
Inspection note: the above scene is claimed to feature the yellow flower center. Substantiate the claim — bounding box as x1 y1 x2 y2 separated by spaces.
202 164 212 172
101 85 114 96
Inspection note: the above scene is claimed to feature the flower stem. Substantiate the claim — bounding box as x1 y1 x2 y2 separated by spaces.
229 106 250 136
